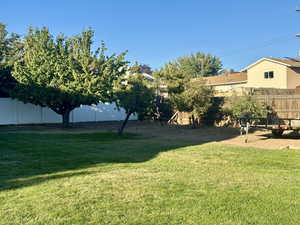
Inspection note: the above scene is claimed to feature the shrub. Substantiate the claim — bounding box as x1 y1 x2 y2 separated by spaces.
170 80 214 127
218 95 268 126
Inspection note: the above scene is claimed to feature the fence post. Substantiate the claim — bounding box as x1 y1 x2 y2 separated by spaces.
245 122 249 143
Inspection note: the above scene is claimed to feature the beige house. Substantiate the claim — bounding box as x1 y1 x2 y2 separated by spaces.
204 71 247 94
205 57 300 96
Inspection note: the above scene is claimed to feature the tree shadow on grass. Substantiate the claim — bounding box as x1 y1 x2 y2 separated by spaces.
0 171 95 191
0 125 242 191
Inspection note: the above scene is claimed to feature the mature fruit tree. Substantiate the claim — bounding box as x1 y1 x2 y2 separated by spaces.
114 73 155 135
11 27 128 127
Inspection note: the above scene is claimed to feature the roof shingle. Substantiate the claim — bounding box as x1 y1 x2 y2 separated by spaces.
203 72 247 85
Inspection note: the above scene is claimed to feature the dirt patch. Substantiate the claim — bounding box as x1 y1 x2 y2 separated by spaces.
1 121 300 149
117 122 300 150
220 129 300 150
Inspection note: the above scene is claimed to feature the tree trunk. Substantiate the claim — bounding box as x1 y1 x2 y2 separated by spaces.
62 110 71 128
118 112 132 136
191 114 196 129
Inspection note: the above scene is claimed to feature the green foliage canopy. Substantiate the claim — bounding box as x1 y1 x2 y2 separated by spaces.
155 52 222 95
11 27 128 126
114 73 155 134
0 23 21 65
175 52 222 78
170 80 214 126
222 95 268 119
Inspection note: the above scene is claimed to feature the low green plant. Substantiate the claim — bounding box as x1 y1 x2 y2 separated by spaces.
170 80 214 127
222 95 268 119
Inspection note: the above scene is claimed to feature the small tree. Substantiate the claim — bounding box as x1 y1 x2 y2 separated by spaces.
170 80 214 127
223 95 267 119
11 27 127 127
114 74 155 135
220 95 268 126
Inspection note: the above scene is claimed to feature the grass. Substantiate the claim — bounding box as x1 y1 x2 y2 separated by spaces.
1 128 300 225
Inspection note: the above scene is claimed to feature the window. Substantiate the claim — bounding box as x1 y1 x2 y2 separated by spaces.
269 71 274 78
264 71 274 79
264 72 268 79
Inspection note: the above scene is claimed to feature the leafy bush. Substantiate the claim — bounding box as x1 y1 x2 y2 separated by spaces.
222 95 268 119
170 80 214 127
114 74 155 135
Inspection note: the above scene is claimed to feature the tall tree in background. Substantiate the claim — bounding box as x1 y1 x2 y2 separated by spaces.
11 27 128 127
155 52 222 95
114 74 154 135
153 52 219 125
176 52 222 78
0 23 21 96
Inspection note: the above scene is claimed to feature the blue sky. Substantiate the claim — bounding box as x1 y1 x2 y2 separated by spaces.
1 0 300 71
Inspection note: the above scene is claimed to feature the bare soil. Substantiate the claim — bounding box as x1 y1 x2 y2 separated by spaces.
1 121 300 149
126 122 300 150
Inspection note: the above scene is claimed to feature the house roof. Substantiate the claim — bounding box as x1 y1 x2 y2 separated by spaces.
125 72 155 81
241 57 300 71
204 72 247 86
269 58 300 67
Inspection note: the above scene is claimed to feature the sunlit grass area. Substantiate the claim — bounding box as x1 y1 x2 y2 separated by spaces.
1 129 300 225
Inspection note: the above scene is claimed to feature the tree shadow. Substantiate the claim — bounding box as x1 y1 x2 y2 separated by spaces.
0 124 242 191
257 130 300 139
1 171 95 191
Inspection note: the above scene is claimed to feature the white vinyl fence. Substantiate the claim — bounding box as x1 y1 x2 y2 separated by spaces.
0 98 136 125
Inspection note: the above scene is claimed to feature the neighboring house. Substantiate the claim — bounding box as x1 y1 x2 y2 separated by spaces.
242 57 300 89
122 72 155 85
140 73 155 82
204 57 300 96
204 71 247 94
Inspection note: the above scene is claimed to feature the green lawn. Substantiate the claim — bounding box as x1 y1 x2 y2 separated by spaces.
1 129 300 225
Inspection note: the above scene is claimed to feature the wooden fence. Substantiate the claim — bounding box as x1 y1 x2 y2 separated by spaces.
173 95 300 126
254 95 300 119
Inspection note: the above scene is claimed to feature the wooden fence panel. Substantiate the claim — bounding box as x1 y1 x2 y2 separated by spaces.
254 95 300 119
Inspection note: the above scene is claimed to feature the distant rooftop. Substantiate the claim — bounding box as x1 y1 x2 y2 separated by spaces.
241 57 300 71
204 72 247 86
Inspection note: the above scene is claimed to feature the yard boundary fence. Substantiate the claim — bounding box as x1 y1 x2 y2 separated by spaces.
0 98 136 125
254 95 300 119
